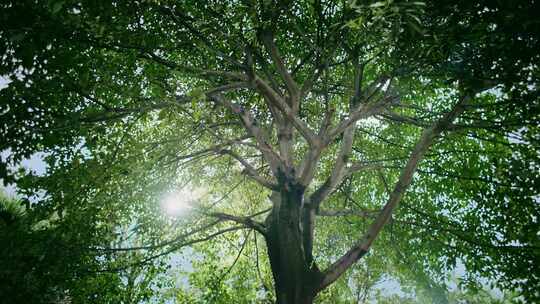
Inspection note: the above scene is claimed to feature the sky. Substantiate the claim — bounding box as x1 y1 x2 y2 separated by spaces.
0 76 49 198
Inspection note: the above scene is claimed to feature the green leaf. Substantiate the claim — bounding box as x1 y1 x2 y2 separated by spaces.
51 0 64 14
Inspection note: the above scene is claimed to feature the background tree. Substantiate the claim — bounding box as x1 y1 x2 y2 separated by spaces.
1 0 538 303
0 189 168 304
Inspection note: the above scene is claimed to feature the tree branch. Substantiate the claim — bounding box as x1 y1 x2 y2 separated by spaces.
141 52 247 81
324 94 397 144
253 76 319 146
306 61 369 203
209 94 283 175
318 94 469 291
91 219 223 252
218 149 278 190
317 209 378 217
206 208 270 235
92 226 246 273
260 30 300 101
160 5 246 69
298 61 364 186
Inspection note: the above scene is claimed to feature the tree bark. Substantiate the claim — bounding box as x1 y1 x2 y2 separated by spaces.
264 173 323 304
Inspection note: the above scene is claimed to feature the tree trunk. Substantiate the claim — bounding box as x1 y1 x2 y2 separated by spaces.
264 175 323 304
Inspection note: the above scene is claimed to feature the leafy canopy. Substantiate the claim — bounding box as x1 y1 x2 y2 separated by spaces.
0 0 539 303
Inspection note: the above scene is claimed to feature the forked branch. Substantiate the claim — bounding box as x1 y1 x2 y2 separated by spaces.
260 30 300 101
253 76 319 146
209 94 283 175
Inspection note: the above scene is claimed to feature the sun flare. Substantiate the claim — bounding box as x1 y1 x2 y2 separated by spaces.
161 188 203 216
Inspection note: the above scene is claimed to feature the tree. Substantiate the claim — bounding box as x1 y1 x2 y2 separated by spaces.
0 190 83 303
0 189 166 304
1 0 539 303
